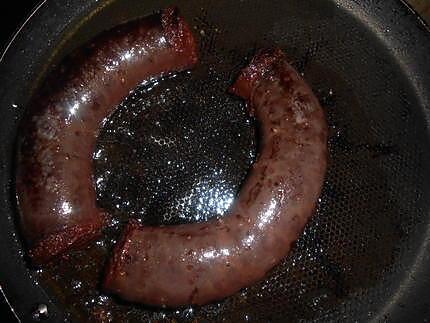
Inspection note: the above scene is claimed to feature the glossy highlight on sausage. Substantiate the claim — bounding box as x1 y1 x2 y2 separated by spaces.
103 48 328 307
15 7 198 265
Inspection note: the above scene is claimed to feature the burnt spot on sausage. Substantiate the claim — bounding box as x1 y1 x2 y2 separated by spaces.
260 165 268 180
279 67 294 84
215 221 231 232
294 92 310 108
123 253 133 265
246 182 263 206
269 135 282 159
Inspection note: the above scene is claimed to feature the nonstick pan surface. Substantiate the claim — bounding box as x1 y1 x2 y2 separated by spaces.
1 0 430 322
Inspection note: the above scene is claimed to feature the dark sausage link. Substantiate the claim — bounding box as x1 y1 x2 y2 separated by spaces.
16 7 198 265
103 48 328 307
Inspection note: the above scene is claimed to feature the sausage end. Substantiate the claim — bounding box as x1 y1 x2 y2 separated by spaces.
29 214 106 266
161 7 198 66
229 48 287 101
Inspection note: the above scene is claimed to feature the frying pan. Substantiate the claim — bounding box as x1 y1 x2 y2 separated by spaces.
1 0 430 321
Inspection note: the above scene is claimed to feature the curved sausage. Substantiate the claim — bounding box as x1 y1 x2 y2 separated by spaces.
103 48 328 307
15 7 198 265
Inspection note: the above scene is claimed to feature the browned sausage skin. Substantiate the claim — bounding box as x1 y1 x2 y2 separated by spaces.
16 8 198 265
103 48 328 307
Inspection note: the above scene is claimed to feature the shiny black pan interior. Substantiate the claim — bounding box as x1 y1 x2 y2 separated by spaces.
0 0 430 321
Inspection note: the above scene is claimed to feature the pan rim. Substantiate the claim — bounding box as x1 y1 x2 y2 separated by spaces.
0 0 48 64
